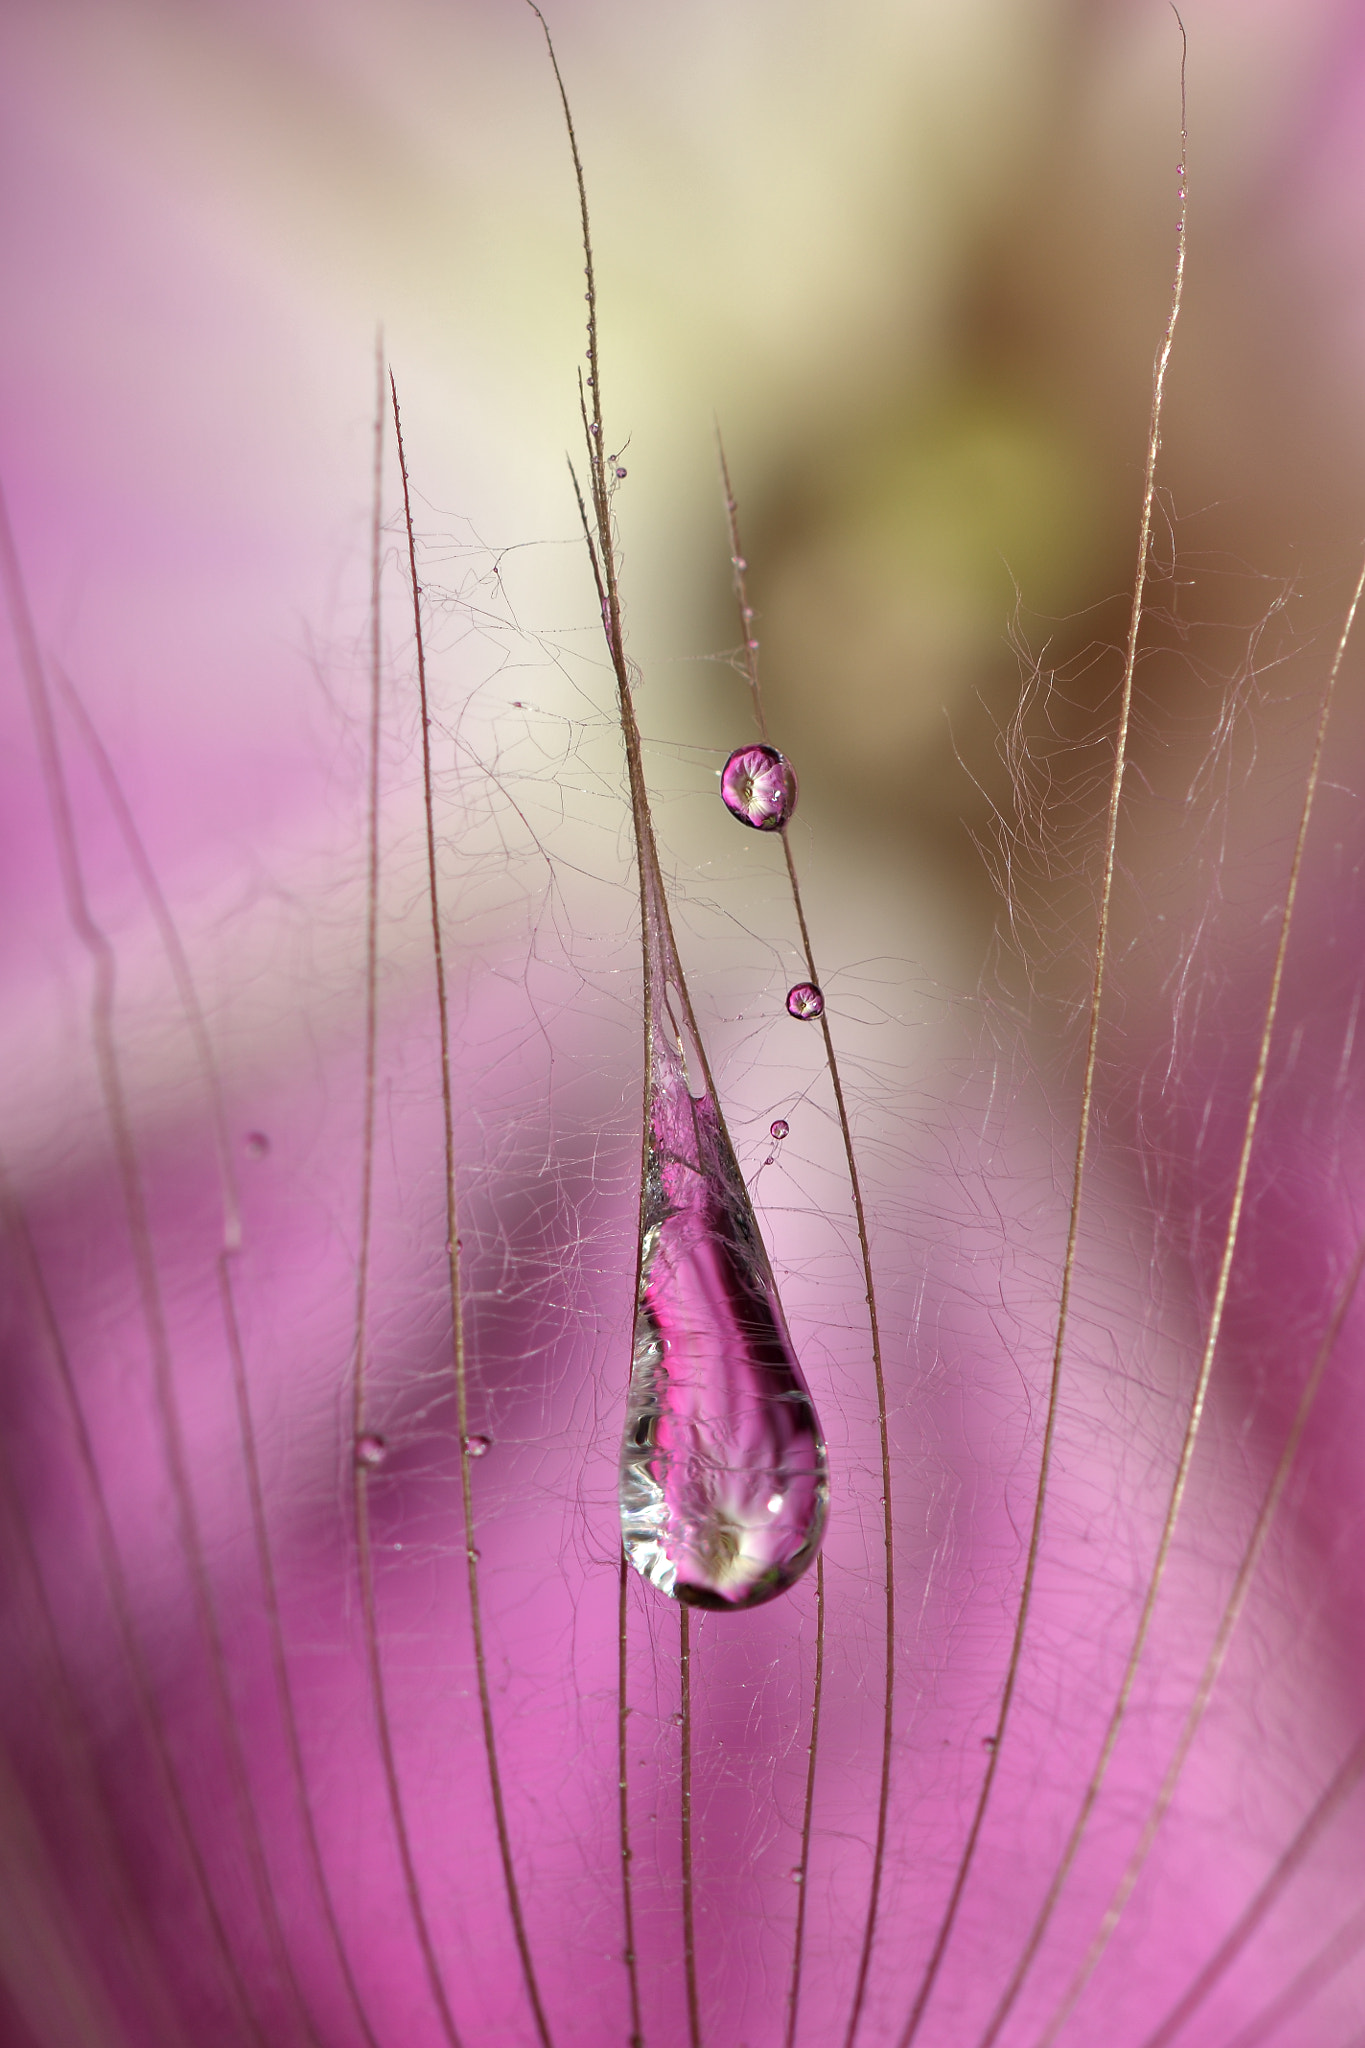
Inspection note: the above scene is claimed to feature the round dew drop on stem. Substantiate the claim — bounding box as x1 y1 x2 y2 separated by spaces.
354 1433 387 1470
786 982 824 1021
464 1434 491 1459
770 1118 790 1141
720 743 799 831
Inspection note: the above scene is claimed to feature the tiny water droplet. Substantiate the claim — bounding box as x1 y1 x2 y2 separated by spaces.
588 422 601 437
746 638 759 651
769 1119 789 1141
615 465 628 479
466 1545 481 1562
620 996 827 1611
511 699 524 709
465 1434 491 1459
244 1131 270 1159
790 1868 804 1884
355 1433 387 1470
731 555 747 570
670 1711 683 1727
982 1734 997 1751
720 744 798 832
786 982 824 1021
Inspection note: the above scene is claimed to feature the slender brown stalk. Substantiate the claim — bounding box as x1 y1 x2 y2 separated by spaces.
53 660 384 2048
1139 1729 1365 2048
1219 1901 1365 2048
898 25 1189 2044
1 470 316 2048
715 441 892 2046
347 341 466 2048
0 1398 192 2048
392 370 555 2048
528 12 755 2038
619 1555 645 2048
785 1555 825 2048
978 529 1364 2048
1033 1069 1365 2044
680 1606 702 2048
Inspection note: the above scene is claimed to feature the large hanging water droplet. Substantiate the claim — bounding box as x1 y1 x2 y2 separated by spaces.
720 744 798 832
620 1045 828 1611
786 982 824 1021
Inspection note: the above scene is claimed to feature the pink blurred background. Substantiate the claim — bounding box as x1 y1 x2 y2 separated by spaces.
4 3 1365 2045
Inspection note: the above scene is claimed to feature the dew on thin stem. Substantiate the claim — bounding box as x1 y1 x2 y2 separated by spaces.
786 983 824 1021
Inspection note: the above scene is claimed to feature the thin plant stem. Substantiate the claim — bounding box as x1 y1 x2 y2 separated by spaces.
527 13 778 2040
52 659 385 2048
680 1605 702 2048
1218 1900 1365 2048
619 1554 645 2048
1139 1729 1365 2048
977 523 1364 2048
349 341 466 2048
898 23 1189 2044
0 1392 192 2048
392 370 556 2048
0 470 317 2048
785 1554 825 2048
715 440 892 2048
1033 1069 1365 2045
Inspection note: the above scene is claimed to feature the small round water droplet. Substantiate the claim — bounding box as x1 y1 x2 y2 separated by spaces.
511 699 523 708
244 1131 270 1159
786 982 824 1021
588 422 601 437
746 638 759 651
982 1734 997 1751
770 1119 789 1141
465 1433 491 1459
790 1868 804 1884
670 1711 683 1727
615 465 627 479
720 744 798 832
355 1432 387 1470
731 555 747 571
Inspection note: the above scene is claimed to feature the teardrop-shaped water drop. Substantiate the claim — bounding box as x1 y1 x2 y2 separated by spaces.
720 744 798 832
620 1045 828 1611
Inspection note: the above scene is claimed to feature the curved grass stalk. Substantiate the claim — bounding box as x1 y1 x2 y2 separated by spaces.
1030 823 1365 2046
392 370 556 2048
348 343 467 2048
1218 1900 1365 2048
896 23 1189 2046
977 526 1363 2048
1139 1728 1365 2048
51 652 385 2048
0 474 292 2048
714 442 893 2048
0 1352 193 2048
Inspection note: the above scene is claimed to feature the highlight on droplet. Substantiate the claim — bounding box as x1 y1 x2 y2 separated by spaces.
769 1118 790 1141
720 743 799 831
620 1059 828 1612
786 982 824 1020
354 1432 388 1470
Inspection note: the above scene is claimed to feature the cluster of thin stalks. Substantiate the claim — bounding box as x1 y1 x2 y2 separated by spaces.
5 8 1365 2048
